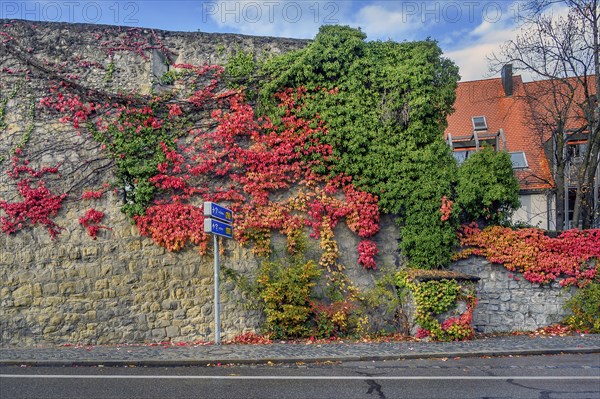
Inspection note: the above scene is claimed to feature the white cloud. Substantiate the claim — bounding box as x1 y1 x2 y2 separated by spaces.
342 4 421 41
203 1 346 39
445 0 573 82
443 1 520 81
445 32 517 80
202 1 422 41
445 43 507 82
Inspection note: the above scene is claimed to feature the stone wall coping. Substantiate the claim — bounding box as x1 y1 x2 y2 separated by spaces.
404 269 480 283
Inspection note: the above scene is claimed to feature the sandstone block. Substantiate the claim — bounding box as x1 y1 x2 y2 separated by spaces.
82 247 99 257
85 311 97 321
13 297 32 307
151 328 166 339
43 283 58 295
115 286 130 296
89 291 103 300
0 252 14 264
187 306 201 317
43 326 58 334
166 326 180 337
12 285 32 298
49 314 64 326
180 325 196 336
95 279 109 290
59 282 77 294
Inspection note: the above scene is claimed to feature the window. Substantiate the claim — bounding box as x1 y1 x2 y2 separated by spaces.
568 142 587 160
509 151 528 169
472 116 488 131
452 150 471 165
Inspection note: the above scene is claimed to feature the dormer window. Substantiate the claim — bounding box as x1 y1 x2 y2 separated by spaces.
510 151 528 169
472 116 488 132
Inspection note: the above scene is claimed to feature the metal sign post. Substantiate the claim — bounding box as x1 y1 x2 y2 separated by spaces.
203 202 233 345
213 234 220 345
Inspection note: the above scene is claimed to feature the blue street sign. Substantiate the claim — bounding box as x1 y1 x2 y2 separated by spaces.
204 218 233 239
203 202 233 224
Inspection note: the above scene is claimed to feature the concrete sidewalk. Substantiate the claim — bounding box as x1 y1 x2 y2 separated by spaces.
1 334 599 367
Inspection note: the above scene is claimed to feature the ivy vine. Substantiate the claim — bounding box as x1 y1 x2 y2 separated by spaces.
397 272 477 341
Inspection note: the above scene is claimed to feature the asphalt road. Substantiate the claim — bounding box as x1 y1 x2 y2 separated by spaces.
1 353 599 399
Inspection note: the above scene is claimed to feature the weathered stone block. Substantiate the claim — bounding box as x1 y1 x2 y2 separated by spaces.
85 311 97 321
59 282 77 294
0 252 14 264
201 303 213 317
151 328 166 339
82 247 99 258
158 319 171 328
150 302 161 312
13 297 32 307
49 314 64 326
12 285 32 298
95 279 109 290
174 309 186 319
43 326 58 334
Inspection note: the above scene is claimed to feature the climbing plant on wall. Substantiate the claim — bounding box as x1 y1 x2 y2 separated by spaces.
1 22 521 275
456 225 599 287
0 150 66 238
0 24 381 273
396 271 477 341
259 25 461 269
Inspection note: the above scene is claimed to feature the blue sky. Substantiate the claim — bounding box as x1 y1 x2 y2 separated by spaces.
1 1 546 81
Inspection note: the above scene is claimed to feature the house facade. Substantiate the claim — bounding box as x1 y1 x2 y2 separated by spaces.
445 65 556 229
446 65 599 230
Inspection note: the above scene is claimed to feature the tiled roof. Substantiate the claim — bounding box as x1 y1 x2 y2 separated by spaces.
445 75 554 191
522 76 597 140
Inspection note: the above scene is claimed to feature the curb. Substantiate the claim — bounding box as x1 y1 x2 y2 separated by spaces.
2 346 599 367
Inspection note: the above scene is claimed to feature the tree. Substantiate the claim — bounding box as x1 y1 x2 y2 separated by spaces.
489 0 600 229
456 147 521 225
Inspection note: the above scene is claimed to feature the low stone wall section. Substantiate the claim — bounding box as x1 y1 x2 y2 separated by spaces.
450 257 575 333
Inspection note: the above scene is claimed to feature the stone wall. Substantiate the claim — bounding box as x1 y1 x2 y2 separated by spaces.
450 257 575 333
0 20 405 347
0 20 577 347
0 194 400 347
0 210 262 346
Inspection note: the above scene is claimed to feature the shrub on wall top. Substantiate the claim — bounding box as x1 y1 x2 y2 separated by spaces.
456 147 520 225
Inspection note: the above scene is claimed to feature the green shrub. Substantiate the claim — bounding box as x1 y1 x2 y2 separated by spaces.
564 280 600 333
357 268 408 336
456 147 520 225
256 253 322 339
159 70 180 85
395 141 458 269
